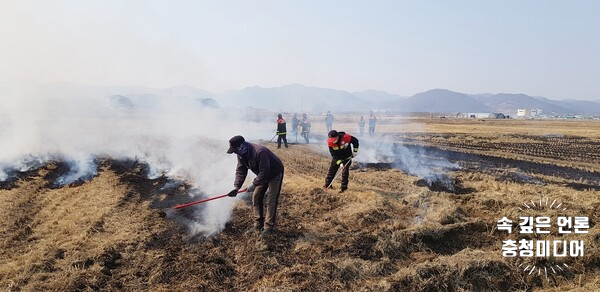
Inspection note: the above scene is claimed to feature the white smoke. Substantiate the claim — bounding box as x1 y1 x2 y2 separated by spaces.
0 84 277 236
353 135 396 163
334 127 460 186
393 142 461 183
54 156 98 186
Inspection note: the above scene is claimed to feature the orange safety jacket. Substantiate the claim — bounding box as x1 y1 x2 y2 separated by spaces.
327 132 359 163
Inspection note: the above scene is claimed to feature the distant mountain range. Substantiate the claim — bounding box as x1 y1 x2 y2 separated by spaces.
21 83 600 115
215 85 600 115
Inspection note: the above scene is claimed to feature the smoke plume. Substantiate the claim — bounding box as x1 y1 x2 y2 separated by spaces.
0 84 275 236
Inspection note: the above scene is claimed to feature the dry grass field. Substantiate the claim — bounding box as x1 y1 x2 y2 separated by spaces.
1 117 599 291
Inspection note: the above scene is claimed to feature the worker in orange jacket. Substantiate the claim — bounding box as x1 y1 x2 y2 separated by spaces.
276 113 288 149
324 130 359 193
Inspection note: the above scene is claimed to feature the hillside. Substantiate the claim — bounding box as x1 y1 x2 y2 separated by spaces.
400 89 491 113
475 93 571 114
215 84 371 111
211 85 600 114
16 83 600 114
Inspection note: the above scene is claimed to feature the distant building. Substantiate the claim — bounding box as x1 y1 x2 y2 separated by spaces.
517 109 541 117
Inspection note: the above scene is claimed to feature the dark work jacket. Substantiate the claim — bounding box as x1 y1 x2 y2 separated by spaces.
234 143 284 188
277 118 287 135
328 132 359 161
325 114 334 125
301 119 311 132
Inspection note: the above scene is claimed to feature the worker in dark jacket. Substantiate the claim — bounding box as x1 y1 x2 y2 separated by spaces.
227 136 284 236
300 113 311 144
324 130 359 193
358 116 365 136
291 113 299 135
276 113 288 149
368 111 377 136
325 111 334 132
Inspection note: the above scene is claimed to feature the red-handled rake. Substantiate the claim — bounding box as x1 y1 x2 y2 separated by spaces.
173 188 248 209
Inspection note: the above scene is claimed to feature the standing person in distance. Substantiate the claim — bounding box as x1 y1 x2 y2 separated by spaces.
368 111 377 136
358 116 365 136
276 113 288 149
300 113 311 144
325 111 334 132
291 113 299 136
324 130 359 193
226 136 285 236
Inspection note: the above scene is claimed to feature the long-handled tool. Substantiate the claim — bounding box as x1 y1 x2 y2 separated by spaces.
326 159 351 189
269 134 277 143
174 188 248 209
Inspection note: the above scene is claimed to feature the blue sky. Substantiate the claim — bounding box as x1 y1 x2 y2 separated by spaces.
0 0 598 100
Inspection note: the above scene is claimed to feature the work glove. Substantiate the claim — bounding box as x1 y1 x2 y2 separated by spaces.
227 188 240 197
247 184 256 193
336 159 343 166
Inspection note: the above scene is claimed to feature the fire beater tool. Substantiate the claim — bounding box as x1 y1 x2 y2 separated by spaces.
269 134 277 143
158 188 249 217
174 188 248 209
326 159 351 189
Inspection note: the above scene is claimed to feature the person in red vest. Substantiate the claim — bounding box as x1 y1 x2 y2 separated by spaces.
276 113 288 149
324 130 359 193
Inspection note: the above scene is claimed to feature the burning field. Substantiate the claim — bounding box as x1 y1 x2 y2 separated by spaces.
1 118 600 291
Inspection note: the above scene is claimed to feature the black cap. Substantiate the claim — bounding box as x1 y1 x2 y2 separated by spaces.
227 135 245 154
328 130 338 138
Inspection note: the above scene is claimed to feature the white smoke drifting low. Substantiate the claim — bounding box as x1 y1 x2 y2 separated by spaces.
393 143 461 184
354 133 460 186
0 84 276 236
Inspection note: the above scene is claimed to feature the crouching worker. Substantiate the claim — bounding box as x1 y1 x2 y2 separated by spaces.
324 130 359 193
226 135 284 236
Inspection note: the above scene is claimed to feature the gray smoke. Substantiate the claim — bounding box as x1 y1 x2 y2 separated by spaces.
0 84 276 236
